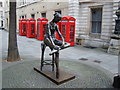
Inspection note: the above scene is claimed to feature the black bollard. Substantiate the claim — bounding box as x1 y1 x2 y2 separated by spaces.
113 74 120 88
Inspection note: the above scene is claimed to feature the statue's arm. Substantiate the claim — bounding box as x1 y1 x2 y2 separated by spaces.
56 25 65 45
47 24 55 46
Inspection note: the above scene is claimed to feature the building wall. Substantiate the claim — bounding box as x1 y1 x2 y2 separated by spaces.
4 0 119 48
0 0 5 29
77 0 115 48
4 0 69 30
4 0 9 30
16 0 69 30
68 0 79 38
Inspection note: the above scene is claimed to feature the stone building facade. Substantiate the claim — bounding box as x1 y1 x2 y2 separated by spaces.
16 0 69 30
69 0 119 48
4 0 120 48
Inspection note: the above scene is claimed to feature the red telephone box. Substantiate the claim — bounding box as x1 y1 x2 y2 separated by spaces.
61 16 76 46
56 21 62 40
26 18 36 38
19 19 27 36
36 18 48 40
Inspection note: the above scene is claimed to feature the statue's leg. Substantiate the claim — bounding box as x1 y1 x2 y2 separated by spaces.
52 53 55 71
44 38 54 49
41 43 46 71
55 51 59 79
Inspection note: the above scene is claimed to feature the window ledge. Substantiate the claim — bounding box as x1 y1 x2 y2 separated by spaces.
89 33 101 38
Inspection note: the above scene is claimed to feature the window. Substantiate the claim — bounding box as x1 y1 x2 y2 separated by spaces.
0 11 3 19
31 14 35 19
55 10 61 14
1 20 3 27
91 8 102 34
57 3 59 5
20 15 26 19
0 2 2 7
19 16 21 19
22 16 24 19
6 18 8 28
41 13 46 18
6 1 8 7
20 0 26 6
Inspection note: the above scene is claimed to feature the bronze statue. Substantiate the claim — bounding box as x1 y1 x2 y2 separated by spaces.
44 12 70 54
41 12 70 78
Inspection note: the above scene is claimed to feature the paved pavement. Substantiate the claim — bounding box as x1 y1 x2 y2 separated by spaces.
1 30 119 88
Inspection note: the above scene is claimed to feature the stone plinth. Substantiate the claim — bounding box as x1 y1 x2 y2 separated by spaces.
34 66 75 85
108 39 120 55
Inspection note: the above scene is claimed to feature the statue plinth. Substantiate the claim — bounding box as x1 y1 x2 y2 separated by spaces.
108 2 120 55
111 34 120 40
107 39 120 55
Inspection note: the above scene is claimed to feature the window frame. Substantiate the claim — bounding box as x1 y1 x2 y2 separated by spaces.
55 10 62 15
89 6 103 38
41 12 46 18
0 2 2 7
31 14 35 19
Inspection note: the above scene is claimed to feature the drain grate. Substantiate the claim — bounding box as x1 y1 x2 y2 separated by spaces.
27 40 34 42
93 60 102 63
79 58 88 61
83 46 97 49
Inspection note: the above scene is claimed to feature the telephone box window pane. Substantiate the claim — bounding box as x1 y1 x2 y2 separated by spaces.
22 24 26 33
70 25 74 42
91 8 102 34
43 24 46 37
37 24 40 37
31 24 35 35
61 25 66 39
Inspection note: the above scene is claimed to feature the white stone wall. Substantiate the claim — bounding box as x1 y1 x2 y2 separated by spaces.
0 0 5 29
68 0 79 38
4 0 9 30
16 1 69 30
4 0 118 49
101 2 113 40
78 1 114 48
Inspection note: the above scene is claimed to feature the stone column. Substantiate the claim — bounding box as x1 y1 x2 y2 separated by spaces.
68 0 79 38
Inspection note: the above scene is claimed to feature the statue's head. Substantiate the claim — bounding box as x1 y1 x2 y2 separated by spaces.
53 12 62 23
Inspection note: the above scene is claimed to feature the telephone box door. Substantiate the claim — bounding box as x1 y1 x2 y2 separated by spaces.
26 18 36 38
61 16 76 46
36 18 48 40
19 19 27 36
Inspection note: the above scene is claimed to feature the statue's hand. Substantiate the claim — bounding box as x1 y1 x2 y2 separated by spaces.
54 45 60 50
62 41 65 47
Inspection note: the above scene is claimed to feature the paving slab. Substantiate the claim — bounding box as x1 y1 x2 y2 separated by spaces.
1 30 119 88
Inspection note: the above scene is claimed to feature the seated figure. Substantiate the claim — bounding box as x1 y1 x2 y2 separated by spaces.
44 12 70 54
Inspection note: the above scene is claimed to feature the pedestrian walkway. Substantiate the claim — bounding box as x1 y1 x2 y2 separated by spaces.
1 30 119 88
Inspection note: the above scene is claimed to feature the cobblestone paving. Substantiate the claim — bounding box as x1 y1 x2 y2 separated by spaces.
2 60 113 88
